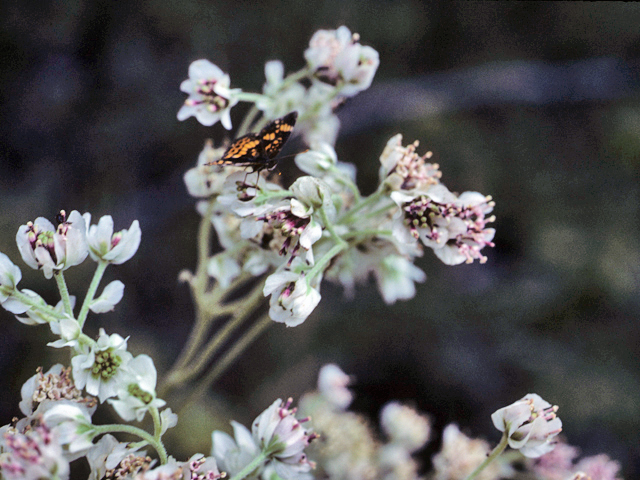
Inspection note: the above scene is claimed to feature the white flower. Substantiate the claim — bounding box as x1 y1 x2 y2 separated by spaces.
0 252 21 303
83 214 141 265
5 288 45 318
177 59 241 129
258 60 306 119
89 280 124 313
491 393 562 458
305 26 379 97
19 364 95 417
391 188 496 265
48 317 83 350
0 421 70 480
252 398 317 479
432 423 502 480
179 454 224 480
264 270 321 327
71 328 133 403
379 134 441 192
40 401 95 460
373 255 426 305
86 434 151 480
16 210 88 279
159 408 178 436
108 354 166 422
317 364 353 410
211 421 261 477
380 402 431 453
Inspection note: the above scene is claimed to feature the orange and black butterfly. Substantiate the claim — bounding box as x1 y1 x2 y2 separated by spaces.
208 112 298 173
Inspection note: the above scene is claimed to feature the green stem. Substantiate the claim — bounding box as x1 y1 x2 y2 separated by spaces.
179 316 272 412
229 451 269 480
3 288 67 321
53 271 73 317
342 229 393 241
237 105 261 137
281 66 313 89
169 279 267 387
77 261 108 329
165 201 216 378
463 432 509 480
304 242 347 282
90 424 168 464
337 187 387 225
328 166 361 201
235 92 267 103
150 406 162 440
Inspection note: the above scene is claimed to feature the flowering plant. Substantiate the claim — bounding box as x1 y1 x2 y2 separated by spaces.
0 26 623 480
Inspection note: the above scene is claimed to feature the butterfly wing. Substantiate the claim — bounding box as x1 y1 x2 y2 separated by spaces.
259 111 298 160
212 133 264 167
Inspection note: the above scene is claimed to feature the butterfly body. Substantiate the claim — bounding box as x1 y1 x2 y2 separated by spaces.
210 112 298 173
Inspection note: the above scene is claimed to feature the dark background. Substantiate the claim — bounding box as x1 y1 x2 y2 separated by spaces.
1 1 639 477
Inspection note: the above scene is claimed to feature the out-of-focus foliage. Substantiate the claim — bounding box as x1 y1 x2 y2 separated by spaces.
1 1 639 477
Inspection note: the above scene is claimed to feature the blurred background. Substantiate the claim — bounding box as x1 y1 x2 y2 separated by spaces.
1 1 639 477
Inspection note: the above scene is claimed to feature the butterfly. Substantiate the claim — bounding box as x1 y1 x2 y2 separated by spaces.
208 112 298 173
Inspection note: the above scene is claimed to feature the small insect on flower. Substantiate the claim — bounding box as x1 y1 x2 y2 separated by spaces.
207 112 298 175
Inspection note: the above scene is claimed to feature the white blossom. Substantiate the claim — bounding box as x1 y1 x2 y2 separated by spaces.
264 270 321 327
252 398 317 479
491 393 562 458
317 364 353 410
71 328 133 403
16 210 88 279
108 354 166 422
19 364 95 417
89 280 125 313
374 255 426 305
177 59 241 129
48 317 83 350
211 421 262 477
184 139 242 198
0 252 21 304
258 60 306 119
40 400 96 460
83 213 141 265
0 421 70 480
380 402 431 452
305 26 379 97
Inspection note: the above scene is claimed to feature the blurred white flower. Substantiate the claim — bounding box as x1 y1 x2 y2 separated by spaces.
305 26 379 97
264 270 321 327
16 210 88 279
258 60 306 119
71 328 133 403
108 354 165 422
0 421 70 480
574 454 623 480
83 214 141 265
177 59 241 129
432 423 502 480
211 420 262 477
491 393 562 458
0 252 21 304
380 402 431 453
374 255 426 305
89 280 124 313
317 364 353 410
252 398 317 479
